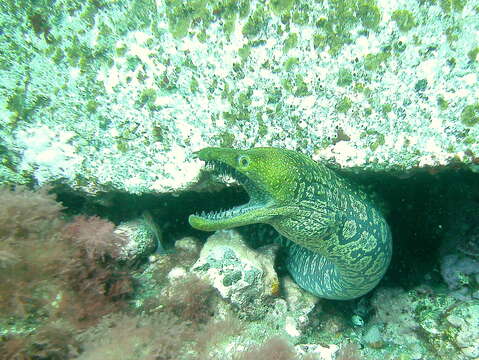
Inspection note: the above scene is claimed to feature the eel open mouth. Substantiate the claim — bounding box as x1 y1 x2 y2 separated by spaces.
188 159 272 231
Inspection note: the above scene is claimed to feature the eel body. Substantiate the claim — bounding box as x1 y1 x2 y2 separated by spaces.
188 147 392 300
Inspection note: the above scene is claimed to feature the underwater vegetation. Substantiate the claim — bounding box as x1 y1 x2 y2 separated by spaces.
232 337 296 360
0 186 133 358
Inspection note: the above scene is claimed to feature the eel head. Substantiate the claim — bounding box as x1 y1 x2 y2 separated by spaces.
188 147 301 231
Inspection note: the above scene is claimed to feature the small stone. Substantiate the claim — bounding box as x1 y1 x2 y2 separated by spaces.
114 214 160 264
363 324 384 349
351 314 364 326
295 343 339 360
175 236 201 253
192 229 279 317
285 316 301 337
281 276 318 335
447 314 465 327
167 266 187 282
414 79 428 92
282 276 318 314
421 317 440 335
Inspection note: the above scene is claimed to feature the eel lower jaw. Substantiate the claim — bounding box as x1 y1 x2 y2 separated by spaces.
188 200 277 231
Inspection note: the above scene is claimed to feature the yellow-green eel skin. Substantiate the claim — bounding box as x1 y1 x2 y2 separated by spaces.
188 147 392 300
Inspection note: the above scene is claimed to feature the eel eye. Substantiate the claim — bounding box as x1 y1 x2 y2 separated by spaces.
238 155 250 168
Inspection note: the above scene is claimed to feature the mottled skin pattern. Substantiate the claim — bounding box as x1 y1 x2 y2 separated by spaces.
189 147 392 300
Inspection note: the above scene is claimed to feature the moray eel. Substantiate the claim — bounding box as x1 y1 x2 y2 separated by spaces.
188 147 392 300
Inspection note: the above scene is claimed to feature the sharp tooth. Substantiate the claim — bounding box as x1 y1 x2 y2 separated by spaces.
219 174 237 184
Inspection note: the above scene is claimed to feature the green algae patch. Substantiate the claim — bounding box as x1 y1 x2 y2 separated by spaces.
281 75 310 97
136 88 157 110
220 132 236 147
293 75 310 96
391 10 417 32
445 25 461 43
381 104 393 115
335 97 353 113
414 79 428 93
270 0 296 15
313 33 327 50
190 78 200 93
243 5 270 39
283 33 298 53
238 44 252 61
212 0 249 37
468 47 479 62
312 0 381 56
440 0 467 13
356 1 381 29
370 133 385 151
461 104 479 127
127 0 158 29
292 4 311 25
165 0 250 39
364 51 390 71
437 96 449 110
238 0 251 18
337 68 353 87
86 100 99 113
284 57 299 71
164 0 197 39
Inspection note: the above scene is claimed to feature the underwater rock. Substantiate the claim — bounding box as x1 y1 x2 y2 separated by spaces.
370 285 479 359
362 324 385 349
446 302 479 359
441 254 479 295
174 236 202 254
281 276 318 337
3 1 479 194
370 288 426 357
295 343 339 360
438 197 479 299
114 212 162 265
134 235 203 310
192 229 279 318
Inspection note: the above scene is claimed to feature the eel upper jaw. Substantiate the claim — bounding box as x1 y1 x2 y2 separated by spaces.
189 159 277 231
